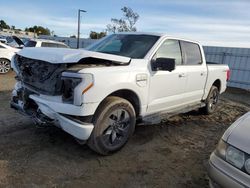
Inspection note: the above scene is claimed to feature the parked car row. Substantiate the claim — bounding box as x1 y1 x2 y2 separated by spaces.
0 36 69 73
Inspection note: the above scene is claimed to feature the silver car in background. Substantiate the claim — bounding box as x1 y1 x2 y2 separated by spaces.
208 112 250 187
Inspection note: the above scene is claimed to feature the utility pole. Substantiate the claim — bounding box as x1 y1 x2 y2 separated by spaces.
77 9 87 49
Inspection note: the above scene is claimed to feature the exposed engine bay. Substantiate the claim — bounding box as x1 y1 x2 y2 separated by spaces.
14 55 66 95
13 54 126 96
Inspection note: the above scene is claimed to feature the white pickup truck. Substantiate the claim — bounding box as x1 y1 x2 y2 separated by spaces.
11 33 230 155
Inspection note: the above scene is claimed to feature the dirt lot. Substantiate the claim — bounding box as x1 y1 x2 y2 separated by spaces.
0 72 250 187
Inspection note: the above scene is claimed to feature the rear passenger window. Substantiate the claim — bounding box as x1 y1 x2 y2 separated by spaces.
154 39 182 65
181 41 202 65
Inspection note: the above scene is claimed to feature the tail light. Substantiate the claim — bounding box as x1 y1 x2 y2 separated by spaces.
226 69 230 81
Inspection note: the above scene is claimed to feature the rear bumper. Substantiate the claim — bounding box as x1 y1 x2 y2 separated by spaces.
208 152 250 188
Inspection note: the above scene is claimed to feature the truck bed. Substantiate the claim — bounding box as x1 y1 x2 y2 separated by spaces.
207 62 225 65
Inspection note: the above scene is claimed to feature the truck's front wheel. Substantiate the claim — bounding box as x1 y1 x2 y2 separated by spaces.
87 96 136 155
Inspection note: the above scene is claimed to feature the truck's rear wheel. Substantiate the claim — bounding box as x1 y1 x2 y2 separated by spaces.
202 86 219 114
87 96 136 155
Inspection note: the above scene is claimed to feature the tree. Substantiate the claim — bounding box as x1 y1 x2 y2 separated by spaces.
89 31 107 39
0 20 10 29
25 26 51 35
106 6 139 33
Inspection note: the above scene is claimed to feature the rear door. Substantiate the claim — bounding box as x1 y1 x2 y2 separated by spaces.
180 41 207 104
147 39 188 114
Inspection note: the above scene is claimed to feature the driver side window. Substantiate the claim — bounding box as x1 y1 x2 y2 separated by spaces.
154 39 182 65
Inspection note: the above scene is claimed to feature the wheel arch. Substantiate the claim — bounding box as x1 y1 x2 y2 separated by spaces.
95 89 141 118
0 57 11 62
212 79 221 92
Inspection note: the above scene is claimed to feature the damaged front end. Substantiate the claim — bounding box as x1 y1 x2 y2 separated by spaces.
11 80 56 130
10 47 130 140
10 54 95 140
13 54 66 95
11 54 95 105
10 78 94 140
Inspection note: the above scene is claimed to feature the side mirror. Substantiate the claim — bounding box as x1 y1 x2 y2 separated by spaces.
152 58 176 72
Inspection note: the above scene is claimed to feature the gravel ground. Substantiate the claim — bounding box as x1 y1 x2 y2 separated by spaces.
0 71 249 187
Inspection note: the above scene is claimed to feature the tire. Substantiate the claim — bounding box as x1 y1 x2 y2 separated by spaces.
0 58 11 74
87 96 136 155
202 86 219 115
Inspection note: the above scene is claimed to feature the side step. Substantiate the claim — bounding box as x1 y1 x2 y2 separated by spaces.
140 102 206 125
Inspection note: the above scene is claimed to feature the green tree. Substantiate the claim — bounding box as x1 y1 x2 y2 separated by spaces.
0 20 10 29
25 25 51 35
89 31 107 39
106 6 139 33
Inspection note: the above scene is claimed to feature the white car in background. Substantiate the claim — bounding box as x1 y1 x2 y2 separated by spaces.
208 112 250 187
25 39 69 48
0 37 69 73
0 42 19 74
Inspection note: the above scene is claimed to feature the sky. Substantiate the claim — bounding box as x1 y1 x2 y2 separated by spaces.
1 0 250 47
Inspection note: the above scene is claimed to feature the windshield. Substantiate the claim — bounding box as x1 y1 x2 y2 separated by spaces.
87 34 160 58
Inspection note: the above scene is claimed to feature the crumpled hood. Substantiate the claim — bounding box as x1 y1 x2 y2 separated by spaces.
17 47 131 64
222 112 250 154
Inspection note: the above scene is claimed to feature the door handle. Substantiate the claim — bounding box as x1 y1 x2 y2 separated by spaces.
179 73 186 78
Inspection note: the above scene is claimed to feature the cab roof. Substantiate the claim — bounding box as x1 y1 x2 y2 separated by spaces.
115 32 200 44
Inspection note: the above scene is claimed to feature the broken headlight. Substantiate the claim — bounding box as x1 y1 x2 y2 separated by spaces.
62 76 82 103
61 72 94 105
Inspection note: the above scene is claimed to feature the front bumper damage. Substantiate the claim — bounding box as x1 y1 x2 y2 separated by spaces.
11 82 94 141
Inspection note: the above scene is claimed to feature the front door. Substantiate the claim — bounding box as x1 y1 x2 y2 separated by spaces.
147 39 187 114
